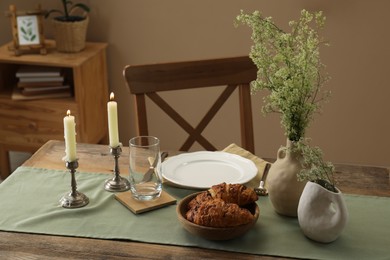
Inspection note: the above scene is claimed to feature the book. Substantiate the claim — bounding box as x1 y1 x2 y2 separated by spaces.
22 85 71 96
18 76 64 83
17 81 67 88
11 87 72 101
21 89 70 97
16 66 62 78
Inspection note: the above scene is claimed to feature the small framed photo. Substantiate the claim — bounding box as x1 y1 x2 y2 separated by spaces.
16 15 41 45
6 4 47 56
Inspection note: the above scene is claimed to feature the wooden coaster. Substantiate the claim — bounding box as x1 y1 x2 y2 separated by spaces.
115 191 177 214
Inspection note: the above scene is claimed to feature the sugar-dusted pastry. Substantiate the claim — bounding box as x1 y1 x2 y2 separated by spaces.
186 198 254 227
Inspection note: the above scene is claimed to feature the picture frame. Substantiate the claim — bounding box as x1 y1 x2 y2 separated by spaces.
6 4 47 56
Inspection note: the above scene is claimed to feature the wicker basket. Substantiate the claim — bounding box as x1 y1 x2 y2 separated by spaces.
52 17 89 53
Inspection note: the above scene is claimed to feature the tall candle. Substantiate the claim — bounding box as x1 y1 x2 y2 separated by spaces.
107 92 120 147
63 110 77 161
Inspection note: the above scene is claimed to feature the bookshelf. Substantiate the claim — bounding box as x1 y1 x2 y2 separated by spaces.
12 65 71 100
0 40 109 179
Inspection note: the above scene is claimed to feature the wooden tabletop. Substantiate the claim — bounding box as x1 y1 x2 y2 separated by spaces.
1 140 389 259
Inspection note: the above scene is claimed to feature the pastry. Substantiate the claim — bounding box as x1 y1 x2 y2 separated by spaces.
186 198 254 227
188 182 258 209
208 182 258 206
186 183 258 227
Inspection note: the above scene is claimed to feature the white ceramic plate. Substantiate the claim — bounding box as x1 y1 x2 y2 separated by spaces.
162 151 257 189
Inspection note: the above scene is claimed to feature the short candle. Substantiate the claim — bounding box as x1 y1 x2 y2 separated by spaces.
63 110 77 162
107 92 120 147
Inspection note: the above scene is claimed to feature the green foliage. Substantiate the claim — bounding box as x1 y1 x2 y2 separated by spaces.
236 10 336 191
292 138 336 192
20 19 37 42
235 9 330 141
45 0 90 22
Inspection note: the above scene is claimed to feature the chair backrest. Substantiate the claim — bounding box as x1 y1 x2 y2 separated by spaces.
123 56 257 153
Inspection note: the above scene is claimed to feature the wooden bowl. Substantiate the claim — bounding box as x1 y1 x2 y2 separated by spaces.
177 192 259 240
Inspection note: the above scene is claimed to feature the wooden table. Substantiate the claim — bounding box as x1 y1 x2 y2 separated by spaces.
0 140 389 259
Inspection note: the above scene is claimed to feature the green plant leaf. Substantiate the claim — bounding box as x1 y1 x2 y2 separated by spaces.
45 1 90 20
292 138 336 191
70 3 91 13
235 10 330 142
44 9 64 19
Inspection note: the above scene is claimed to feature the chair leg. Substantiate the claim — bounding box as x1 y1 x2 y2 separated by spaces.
239 84 255 154
0 145 11 180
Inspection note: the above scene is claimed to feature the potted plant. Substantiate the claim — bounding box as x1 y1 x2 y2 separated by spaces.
45 0 90 53
295 140 348 243
235 9 331 216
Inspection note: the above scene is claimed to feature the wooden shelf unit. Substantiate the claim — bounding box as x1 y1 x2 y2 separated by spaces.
0 41 109 179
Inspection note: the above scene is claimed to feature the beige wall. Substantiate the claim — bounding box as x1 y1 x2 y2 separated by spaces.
1 0 389 167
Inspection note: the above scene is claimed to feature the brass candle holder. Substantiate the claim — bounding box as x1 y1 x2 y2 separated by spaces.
104 145 130 192
60 160 89 208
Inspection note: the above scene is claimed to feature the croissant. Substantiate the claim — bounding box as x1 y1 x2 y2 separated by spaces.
208 182 258 206
187 190 213 209
188 183 258 210
186 198 254 227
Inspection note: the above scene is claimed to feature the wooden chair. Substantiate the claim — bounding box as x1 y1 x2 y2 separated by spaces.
123 56 257 153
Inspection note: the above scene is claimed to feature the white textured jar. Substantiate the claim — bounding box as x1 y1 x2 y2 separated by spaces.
298 181 349 243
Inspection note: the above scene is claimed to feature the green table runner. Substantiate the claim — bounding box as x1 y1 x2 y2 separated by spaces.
0 166 389 259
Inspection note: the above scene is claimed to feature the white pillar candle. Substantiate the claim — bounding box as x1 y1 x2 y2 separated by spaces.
63 110 77 161
107 92 120 147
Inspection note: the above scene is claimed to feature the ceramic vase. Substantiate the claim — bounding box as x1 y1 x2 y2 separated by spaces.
298 181 349 243
267 139 306 217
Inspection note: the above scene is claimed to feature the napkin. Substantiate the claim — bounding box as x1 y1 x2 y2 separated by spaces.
222 143 271 189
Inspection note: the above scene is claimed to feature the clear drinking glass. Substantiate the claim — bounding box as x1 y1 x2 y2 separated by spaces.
129 136 162 200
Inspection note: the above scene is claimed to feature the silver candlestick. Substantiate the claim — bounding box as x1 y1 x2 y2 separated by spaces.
104 145 130 192
60 160 89 208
